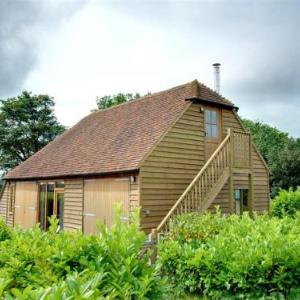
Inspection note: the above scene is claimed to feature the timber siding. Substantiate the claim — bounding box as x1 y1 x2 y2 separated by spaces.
0 183 14 226
0 184 8 224
140 103 205 231
129 175 140 212
208 109 270 212
6 183 14 226
64 179 84 231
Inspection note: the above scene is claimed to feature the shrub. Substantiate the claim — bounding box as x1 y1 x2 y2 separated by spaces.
272 188 300 218
0 206 166 299
158 212 300 299
0 217 11 242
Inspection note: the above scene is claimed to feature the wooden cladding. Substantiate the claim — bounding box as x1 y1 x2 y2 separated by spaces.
14 182 38 229
83 178 130 235
0 183 8 222
64 179 84 231
232 131 251 169
156 132 231 233
140 103 205 232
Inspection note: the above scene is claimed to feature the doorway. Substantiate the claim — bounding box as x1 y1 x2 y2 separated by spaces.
234 189 249 215
14 182 38 228
83 178 130 235
38 182 64 230
204 106 222 160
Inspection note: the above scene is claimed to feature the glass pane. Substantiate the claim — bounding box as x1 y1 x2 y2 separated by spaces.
57 193 64 230
205 124 212 137
55 181 65 189
205 110 211 123
211 111 217 124
234 189 241 201
211 125 218 138
46 184 54 229
39 184 47 230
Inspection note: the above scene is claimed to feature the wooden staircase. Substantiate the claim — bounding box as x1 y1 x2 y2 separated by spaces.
151 128 252 238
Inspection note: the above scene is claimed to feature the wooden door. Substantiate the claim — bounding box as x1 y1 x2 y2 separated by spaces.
14 182 38 228
83 178 130 234
204 106 222 160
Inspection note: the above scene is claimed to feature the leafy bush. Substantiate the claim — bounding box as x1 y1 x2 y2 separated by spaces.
0 207 165 299
158 212 300 299
0 217 11 242
272 188 300 218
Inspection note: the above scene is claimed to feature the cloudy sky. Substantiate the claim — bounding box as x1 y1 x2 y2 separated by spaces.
1 0 299 136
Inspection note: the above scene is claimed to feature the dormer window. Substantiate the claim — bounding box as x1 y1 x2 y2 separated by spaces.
205 109 218 138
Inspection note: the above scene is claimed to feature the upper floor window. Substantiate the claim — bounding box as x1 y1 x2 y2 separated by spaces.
205 109 218 138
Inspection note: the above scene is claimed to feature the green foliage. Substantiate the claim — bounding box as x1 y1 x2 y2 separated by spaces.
242 119 289 163
271 141 300 194
242 119 300 195
158 212 300 299
0 207 165 299
272 188 300 218
0 217 11 242
95 93 141 110
0 91 65 171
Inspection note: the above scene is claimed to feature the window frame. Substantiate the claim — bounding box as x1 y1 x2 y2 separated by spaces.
205 109 219 139
38 181 65 230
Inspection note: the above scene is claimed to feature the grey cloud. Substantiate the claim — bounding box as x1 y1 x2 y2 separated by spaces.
98 0 300 135
1 0 299 136
106 0 300 102
0 0 85 98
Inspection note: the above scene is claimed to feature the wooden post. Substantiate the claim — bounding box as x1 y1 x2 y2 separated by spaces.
150 229 158 264
248 135 254 217
228 128 234 214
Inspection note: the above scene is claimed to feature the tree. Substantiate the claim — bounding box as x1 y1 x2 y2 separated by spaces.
95 93 141 111
0 91 65 171
271 140 300 193
242 119 300 195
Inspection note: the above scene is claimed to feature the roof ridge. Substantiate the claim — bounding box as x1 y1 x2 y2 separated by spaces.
89 80 194 115
197 81 233 105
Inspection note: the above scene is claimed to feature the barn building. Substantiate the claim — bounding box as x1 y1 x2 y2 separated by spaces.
0 79 270 234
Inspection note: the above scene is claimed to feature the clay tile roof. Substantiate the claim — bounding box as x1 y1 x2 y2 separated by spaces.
5 80 235 180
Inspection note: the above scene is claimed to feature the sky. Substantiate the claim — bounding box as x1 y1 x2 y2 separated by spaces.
1 0 299 136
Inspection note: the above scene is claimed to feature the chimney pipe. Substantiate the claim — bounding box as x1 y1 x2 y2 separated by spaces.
213 63 221 93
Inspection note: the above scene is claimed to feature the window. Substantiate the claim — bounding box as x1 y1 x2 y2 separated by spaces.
8 185 15 214
205 109 218 138
39 183 47 229
234 189 249 215
38 182 64 231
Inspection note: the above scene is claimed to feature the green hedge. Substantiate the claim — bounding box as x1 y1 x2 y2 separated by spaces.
0 207 165 299
272 187 300 218
2 202 300 299
158 211 300 299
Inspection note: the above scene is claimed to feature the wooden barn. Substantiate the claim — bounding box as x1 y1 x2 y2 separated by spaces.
0 79 270 234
